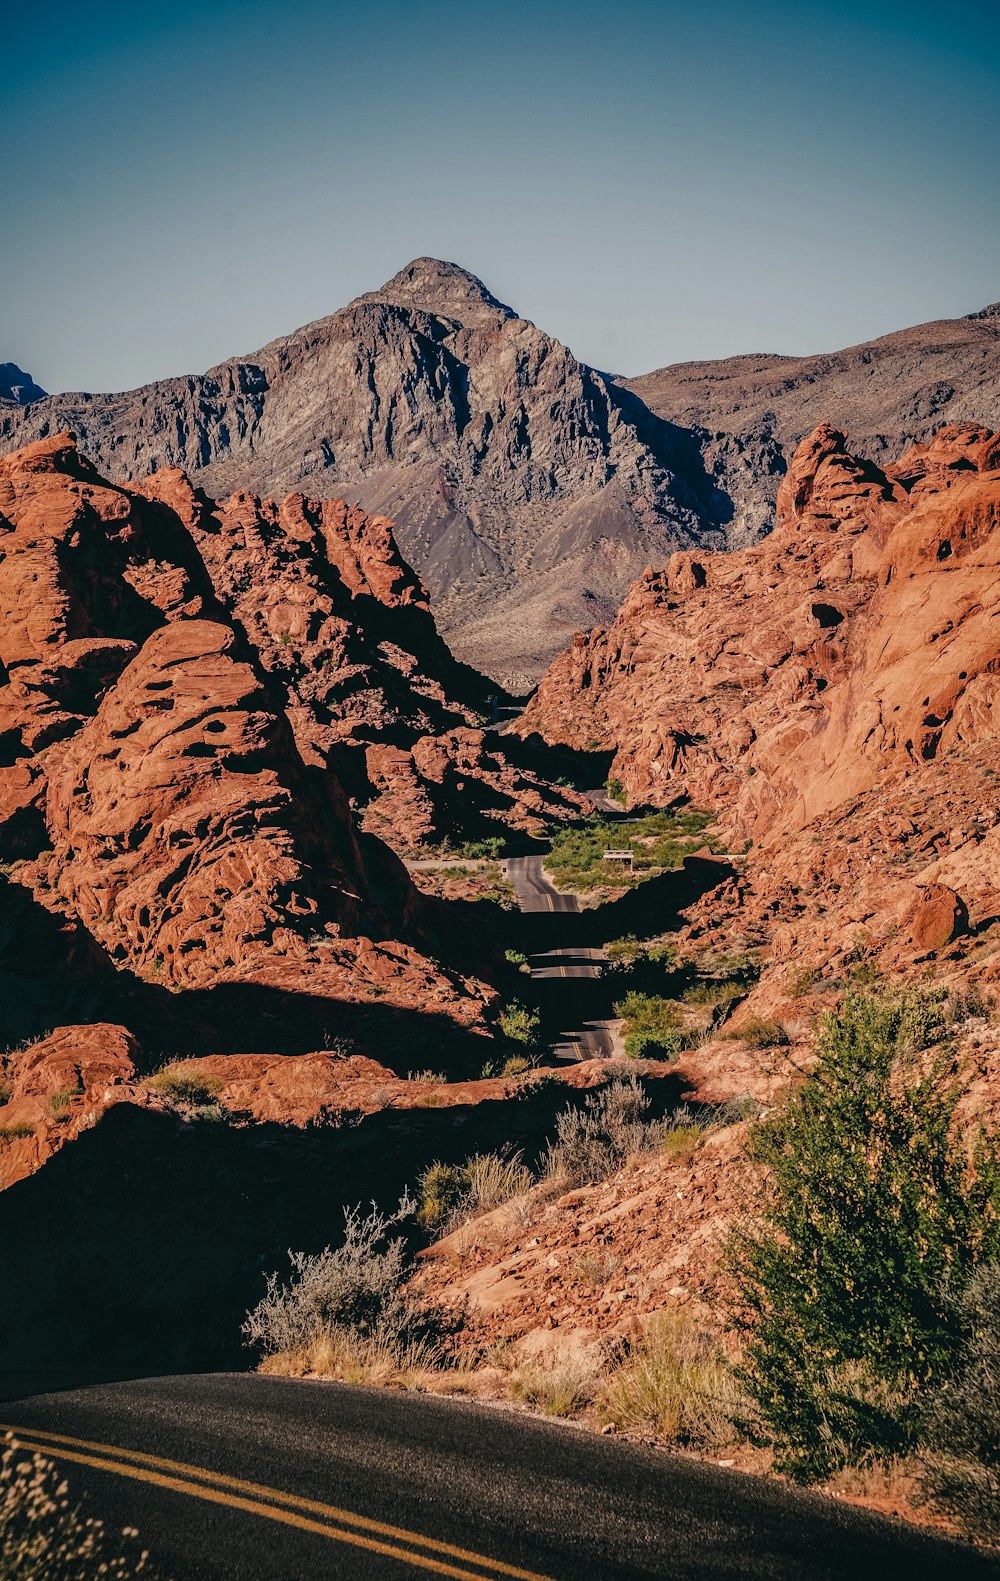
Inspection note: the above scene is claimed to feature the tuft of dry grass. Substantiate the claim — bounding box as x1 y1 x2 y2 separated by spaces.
0 1433 157 1579
145 1066 222 1106
260 1327 442 1388
598 1312 743 1449
509 1345 600 1417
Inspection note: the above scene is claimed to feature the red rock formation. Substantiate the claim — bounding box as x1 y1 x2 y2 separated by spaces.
0 433 487 1019
523 421 1000 1006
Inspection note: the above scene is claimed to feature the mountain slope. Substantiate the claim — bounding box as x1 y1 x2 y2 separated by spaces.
0 260 721 689
625 303 1000 549
5 268 999 688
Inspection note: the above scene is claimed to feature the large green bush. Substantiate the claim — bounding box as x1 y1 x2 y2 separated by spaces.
729 987 1000 1479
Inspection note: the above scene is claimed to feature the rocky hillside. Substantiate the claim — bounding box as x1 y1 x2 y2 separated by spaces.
0 433 503 1039
521 420 1000 998
5 267 999 688
626 302 1000 549
0 261 721 689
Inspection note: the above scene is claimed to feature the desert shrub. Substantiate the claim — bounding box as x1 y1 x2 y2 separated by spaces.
605 934 645 967
922 1262 1000 1539
500 1054 534 1077
728 1017 789 1049
407 1069 446 1085
417 1151 532 1234
145 1067 222 1107
497 1003 541 1048
504 948 530 973
511 1346 598 1416
243 1201 450 1373
729 986 1000 1480
0 1433 155 1579
681 977 745 1009
545 1077 673 1185
605 777 625 804
599 1312 741 1448
614 992 683 1060
460 837 505 859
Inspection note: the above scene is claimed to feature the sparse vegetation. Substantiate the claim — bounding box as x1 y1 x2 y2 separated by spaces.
613 991 683 1060
544 1077 682 1185
599 1312 742 1448
0 1433 155 1579
545 808 715 892
243 1201 455 1379
0 1122 34 1142
145 1067 223 1107
510 1346 599 1417
727 1017 789 1049
497 1002 542 1048
417 1151 533 1234
729 986 1000 1480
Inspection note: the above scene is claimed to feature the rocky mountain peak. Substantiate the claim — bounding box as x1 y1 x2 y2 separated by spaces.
0 363 47 405
358 256 516 326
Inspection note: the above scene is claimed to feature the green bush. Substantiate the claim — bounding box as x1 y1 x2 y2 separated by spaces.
614 992 683 1061
417 1151 531 1233
498 1002 541 1048
605 777 625 804
922 1262 1000 1539
146 1067 223 1107
729 987 1000 1479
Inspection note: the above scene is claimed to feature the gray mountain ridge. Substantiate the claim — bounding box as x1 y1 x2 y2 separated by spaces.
4 258 999 689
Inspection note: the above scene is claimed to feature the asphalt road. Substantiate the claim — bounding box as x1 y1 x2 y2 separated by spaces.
504 852 615 1060
2 1374 992 1581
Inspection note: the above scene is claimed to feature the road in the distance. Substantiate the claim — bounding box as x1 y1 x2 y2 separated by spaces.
1 1373 992 1581
504 850 615 1061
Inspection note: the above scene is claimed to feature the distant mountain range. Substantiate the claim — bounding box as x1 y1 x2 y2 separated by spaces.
4 263 999 688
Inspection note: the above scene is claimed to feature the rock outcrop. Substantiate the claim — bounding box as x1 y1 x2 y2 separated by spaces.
0 433 489 1020
525 421 1000 1010
0 363 47 406
626 304 1000 550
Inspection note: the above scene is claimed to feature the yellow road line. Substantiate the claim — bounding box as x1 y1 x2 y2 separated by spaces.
2 1425 555 1581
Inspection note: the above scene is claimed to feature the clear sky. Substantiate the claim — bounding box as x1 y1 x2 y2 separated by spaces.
4 0 998 394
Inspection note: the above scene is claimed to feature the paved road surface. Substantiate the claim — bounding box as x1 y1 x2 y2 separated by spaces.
504 853 615 1060
2 1374 992 1581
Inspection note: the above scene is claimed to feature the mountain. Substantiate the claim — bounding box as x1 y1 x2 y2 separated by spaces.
4 266 999 688
0 362 46 404
624 303 1000 549
0 260 731 690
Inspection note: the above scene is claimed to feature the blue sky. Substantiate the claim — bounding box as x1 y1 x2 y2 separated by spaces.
4 0 998 392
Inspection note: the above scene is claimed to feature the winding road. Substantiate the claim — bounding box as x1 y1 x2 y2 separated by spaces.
504 852 616 1061
2 1374 993 1580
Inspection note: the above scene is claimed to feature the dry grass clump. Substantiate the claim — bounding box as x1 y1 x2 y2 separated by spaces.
244 1201 458 1385
145 1066 222 1106
0 1434 156 1579
509 1345 600 1418
598 1312 743 1449
417 1152 533 1234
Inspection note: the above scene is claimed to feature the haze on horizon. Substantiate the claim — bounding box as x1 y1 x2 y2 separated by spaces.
4 0 999 396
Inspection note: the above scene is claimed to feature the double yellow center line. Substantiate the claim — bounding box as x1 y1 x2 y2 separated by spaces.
0 1422 556 1581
